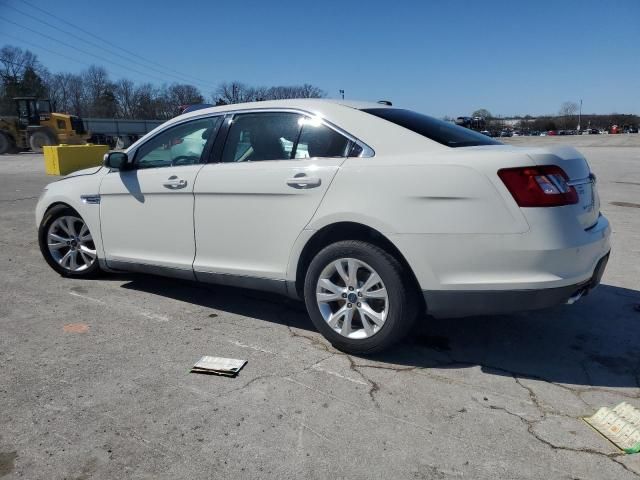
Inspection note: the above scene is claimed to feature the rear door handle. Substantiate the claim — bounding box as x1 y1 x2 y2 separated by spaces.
286 176 321 189
163 176 187 189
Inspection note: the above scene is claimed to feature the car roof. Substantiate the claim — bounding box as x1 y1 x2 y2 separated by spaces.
173 98 394 122
125 99 410 156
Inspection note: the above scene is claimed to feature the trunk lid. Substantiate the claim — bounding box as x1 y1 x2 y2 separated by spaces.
462 144 600 229
524 145 600 229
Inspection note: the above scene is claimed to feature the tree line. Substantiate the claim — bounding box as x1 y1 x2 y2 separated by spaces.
0 45 325 120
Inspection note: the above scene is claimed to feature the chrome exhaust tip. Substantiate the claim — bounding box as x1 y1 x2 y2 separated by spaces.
566 289 586 305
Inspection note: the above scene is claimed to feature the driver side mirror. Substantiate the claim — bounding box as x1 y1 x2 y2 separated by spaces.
104 151 129 170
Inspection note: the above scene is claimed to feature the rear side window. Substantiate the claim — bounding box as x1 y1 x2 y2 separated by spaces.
362 108 501 148
222 112 302 162
294 118 350 158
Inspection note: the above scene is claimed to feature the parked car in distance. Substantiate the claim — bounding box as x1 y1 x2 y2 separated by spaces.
480 130 491 136
547 130 558 136
36 99 611 354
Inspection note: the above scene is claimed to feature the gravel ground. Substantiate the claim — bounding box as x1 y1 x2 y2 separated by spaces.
1 135 639 479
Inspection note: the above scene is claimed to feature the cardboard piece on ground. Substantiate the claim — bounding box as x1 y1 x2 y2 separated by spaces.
190 356 247 377
584 402 640 454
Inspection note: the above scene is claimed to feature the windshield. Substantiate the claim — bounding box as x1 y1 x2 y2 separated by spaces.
362 108 501 148
37 100 52 114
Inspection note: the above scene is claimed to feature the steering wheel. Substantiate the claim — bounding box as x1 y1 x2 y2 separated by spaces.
172 155 199 166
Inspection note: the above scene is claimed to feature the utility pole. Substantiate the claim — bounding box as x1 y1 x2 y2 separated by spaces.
578 98 582 131
339 89 345 100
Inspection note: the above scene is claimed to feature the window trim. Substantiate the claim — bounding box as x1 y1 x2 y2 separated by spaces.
207 107 374 163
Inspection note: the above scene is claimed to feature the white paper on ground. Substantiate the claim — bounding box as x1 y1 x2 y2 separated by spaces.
191 356 247 375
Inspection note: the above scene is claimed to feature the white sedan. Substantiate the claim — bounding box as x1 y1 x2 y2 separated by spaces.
36 99 611 353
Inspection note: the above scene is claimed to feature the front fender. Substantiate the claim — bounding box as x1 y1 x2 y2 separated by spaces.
35 173 106 260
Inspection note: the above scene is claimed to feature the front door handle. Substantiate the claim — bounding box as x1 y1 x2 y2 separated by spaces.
286 175 321 189
163 176 187 189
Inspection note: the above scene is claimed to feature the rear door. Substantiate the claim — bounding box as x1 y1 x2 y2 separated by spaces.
193 112 352 280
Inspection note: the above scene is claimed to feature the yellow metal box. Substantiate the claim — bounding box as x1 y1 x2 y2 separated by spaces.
43 144 109 176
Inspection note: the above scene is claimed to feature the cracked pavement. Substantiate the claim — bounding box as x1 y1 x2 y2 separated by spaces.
1 138 640 479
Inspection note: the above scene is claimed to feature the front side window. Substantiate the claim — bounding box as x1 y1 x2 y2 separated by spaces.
362 108 501 148
222 112 302 162
135 116 221 169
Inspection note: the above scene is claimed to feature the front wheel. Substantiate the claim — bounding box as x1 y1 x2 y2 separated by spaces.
304 240 418 354
29 130 56 153
38 205 101 277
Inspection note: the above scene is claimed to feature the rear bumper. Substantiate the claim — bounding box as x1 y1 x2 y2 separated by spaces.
424 252 610 318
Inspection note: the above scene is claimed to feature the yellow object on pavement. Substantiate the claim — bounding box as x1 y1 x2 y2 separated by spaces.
44 144 109 176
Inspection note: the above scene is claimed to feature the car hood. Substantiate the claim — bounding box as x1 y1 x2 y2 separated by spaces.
62 166 104 179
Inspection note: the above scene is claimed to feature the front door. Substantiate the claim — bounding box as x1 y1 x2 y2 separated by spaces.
100 116 221 276
193 112 352 281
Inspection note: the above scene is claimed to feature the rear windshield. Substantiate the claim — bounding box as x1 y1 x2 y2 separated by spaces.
362 108 501 148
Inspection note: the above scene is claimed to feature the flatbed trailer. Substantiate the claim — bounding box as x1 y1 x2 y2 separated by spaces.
83 118 164 148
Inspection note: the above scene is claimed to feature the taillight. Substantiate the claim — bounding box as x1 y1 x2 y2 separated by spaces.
498 165 579 207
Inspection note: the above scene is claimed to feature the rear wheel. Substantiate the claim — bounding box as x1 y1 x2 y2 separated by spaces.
29 130 56 153
304 240 418 354
38 205 101 277
0 131 12 154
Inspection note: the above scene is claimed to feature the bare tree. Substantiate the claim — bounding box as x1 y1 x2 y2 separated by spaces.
214 81 255 104
0 45 41 84
67 74 85 117
114 78 135 118
0 45 46 114
559 101 579 129
167 83 204 107
131 83 160 119
297 83 325 98
266 84 325 100
45 72 73 113
81 65 117 117
213 81 326 104
558 101 578 117
1 44 327 120
472 108 492 119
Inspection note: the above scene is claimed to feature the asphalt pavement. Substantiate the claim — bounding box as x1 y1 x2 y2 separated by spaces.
1 135 639 479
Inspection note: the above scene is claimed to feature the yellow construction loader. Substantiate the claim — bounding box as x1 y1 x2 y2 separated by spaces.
0 97 89 154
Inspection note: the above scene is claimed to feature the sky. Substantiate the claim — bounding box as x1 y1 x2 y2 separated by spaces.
0 0 638 117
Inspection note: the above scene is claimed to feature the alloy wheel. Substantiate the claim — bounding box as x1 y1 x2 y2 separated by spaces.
47 215 97 272
316 258 389 339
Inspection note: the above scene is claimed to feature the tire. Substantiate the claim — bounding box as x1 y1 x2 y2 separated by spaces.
29 130 56 153
0 131 12 154
38 205 101 278
304 240 419 354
